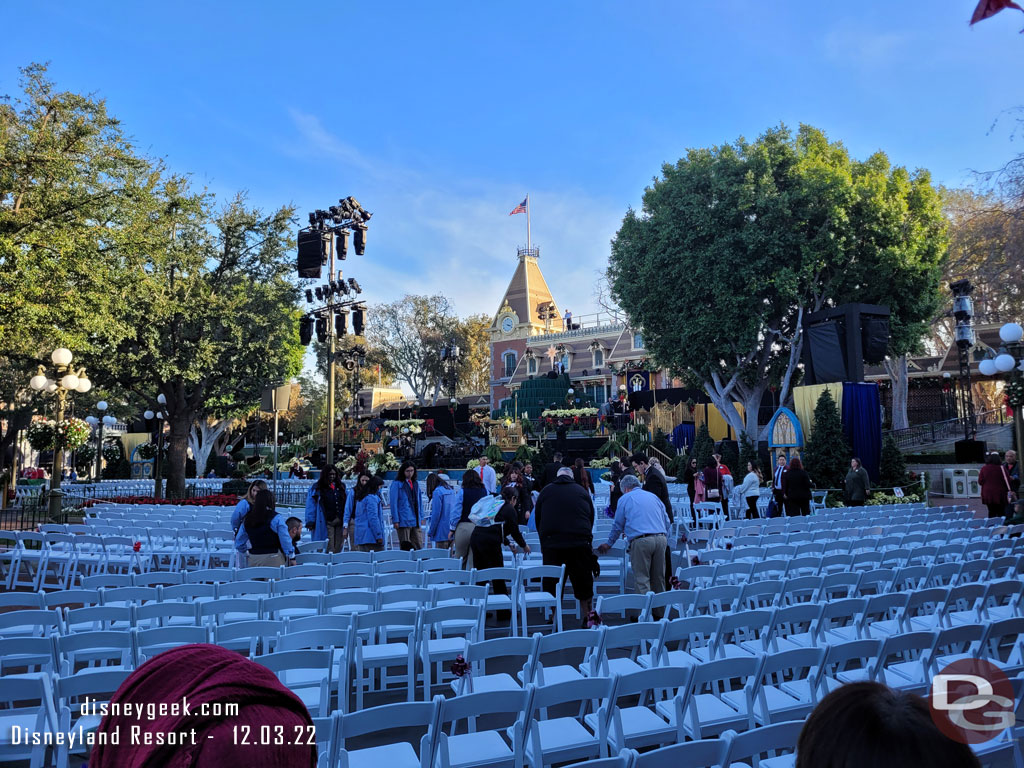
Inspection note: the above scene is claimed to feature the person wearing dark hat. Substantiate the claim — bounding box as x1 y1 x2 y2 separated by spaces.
533 465 596 625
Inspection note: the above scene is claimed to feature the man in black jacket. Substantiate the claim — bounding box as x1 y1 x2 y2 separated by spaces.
533 466 596 625
538 452 564 490
630 453 675 585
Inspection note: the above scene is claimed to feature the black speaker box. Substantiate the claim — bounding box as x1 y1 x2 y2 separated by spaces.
954 439 986 464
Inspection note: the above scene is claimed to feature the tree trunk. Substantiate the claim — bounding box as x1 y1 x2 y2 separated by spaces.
884 355 910 431
165 412 192 499
188 419 231 480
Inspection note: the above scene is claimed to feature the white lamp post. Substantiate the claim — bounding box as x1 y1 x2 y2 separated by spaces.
979 322 1024 458
28 349 92 517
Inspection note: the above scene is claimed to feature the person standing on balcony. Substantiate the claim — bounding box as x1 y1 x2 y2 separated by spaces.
563 309 572 331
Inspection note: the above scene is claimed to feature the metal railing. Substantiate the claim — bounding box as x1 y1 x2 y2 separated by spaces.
884 408 1007 451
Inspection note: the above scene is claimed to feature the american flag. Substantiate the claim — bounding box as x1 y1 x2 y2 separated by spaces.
509 198 527 216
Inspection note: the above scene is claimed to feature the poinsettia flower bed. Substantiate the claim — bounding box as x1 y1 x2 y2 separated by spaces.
85 494 240 507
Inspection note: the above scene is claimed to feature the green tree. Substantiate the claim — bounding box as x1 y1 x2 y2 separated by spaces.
366 294 460 404
801 390 850 490
688 422 715 470
739 433 759 474
878 434 908 490
87 184 304 497
608 124 948 442
456 313 493 397
0 64 156 474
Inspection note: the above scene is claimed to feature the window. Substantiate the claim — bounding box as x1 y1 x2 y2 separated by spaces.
560 353 571 372
632 333 644 350
503 351 517 378
592 349 604 368
527 357 537 374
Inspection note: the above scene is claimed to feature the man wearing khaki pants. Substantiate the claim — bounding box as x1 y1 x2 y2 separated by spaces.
597 473 669 615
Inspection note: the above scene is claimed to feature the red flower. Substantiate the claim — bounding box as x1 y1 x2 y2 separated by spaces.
133 541 142 552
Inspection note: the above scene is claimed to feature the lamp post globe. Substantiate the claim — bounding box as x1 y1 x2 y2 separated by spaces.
45 381 58 393
76 378 92 393
30 374 47 391
51 348 73 367
979 359 997 377
102 415 117 426
157 393 167 405
85 416 98 427
995 354 1017 374
60 374 80 391
144 410 155 420
999 322 1024 344
97 401 108 412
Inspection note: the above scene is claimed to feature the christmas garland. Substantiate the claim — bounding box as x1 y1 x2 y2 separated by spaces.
135 442 158 460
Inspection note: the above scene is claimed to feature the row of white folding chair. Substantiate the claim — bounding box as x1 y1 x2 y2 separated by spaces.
595 579 1024 633
674 554 1023 590
690 538 1010 570
710 523 1014 551
0 531 148 591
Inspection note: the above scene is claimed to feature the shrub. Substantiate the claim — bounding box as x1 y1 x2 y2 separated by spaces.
802 390 850 490
879 434 909 490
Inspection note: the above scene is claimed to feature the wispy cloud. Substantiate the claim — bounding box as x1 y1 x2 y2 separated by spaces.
820 22 910 68
284 111 624 320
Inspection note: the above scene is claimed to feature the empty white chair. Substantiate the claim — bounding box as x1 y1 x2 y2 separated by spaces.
433 689 531 768
523 676 616 767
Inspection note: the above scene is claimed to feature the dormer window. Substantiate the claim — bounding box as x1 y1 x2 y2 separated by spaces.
592 349 604 368
632 333 644 350
527 357 537 374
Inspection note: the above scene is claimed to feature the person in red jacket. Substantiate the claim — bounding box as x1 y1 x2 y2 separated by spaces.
979 451 1012 519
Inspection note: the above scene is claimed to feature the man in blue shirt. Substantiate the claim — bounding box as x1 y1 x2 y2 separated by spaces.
597 473 669 599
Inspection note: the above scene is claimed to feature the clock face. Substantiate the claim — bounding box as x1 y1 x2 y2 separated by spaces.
501 316 515 333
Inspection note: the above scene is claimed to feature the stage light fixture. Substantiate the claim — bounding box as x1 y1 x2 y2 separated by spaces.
336 311 348 337
315 317 328 344
300 317 314 346
352 307 365 336
348 278 361 294
305 289 314 303
336 229 349 259
315 286 324 301
353 223 367 255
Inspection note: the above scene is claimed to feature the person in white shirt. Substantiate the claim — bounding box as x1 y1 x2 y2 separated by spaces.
476 455 497 494
737 462 763 520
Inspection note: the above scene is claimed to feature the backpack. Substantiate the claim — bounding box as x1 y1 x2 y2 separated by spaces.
469 495 503 527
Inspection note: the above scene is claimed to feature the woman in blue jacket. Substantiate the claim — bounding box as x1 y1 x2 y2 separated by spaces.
427 474 458 548
344 473 385 552
304 466 347 552
389 461 423 550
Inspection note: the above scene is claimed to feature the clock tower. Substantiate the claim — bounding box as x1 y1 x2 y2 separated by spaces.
489 246 559 410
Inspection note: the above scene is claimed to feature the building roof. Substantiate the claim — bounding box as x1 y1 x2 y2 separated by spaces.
864 323 1014 380
491 247 557 331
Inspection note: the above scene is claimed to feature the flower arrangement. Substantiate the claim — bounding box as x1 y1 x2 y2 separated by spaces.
135 442 158 460
589 457 612 468
1006 379 1024 409
26 420 56 451
57 418 92 450
26 418 91 450
466 459 480 470
338 454 358 476
384 419 425 433
541 407 599 418
368 452 400 473
75 444 97 466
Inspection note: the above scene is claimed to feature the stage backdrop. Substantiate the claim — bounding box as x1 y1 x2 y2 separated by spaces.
841 382 882 482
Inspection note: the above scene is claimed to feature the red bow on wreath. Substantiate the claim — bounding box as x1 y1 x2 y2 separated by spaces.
133 541 142 552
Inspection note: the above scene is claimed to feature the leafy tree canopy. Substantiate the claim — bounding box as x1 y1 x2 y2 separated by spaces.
608 124 947 440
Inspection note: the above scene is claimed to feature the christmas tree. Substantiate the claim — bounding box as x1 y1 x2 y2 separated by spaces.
802 389 850 490
878 433 908 490
688 422 715 469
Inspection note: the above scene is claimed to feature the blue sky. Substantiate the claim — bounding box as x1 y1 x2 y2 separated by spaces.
3 1 1023 319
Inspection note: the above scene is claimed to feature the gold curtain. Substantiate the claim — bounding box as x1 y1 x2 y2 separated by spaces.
792 383 843 439
694 403 746 441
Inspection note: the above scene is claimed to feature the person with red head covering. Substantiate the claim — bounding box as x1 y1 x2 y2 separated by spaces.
89 643 316 768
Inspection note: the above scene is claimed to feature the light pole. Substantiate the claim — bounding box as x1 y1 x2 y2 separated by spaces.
84 402 116 481
338 344 367 440
144 393 166 498
28 348 92 517
979 322 1024 456
951 280 977 442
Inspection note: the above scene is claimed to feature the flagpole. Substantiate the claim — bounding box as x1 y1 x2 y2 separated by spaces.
526 194 531 253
